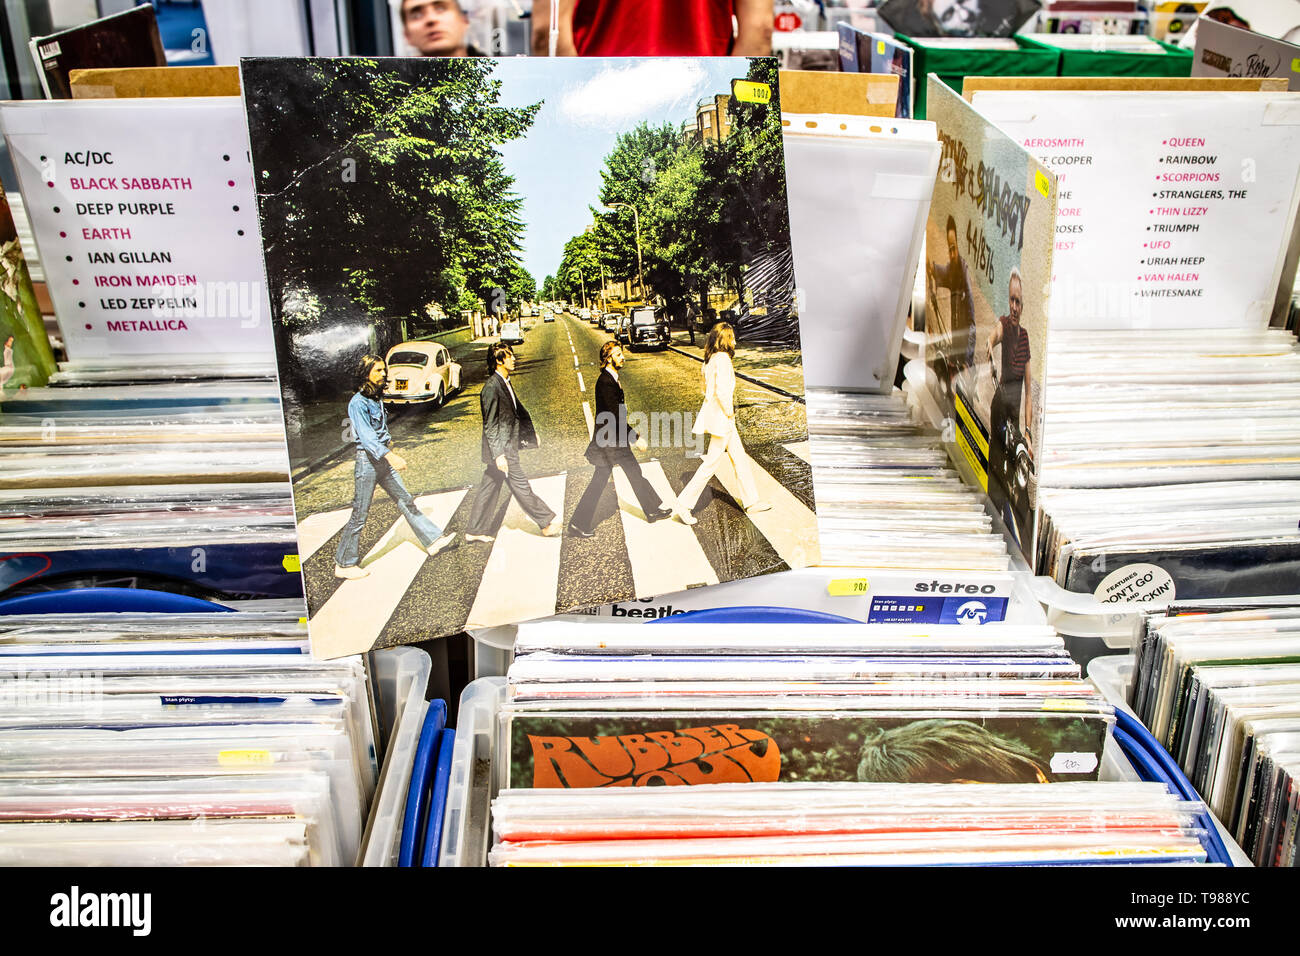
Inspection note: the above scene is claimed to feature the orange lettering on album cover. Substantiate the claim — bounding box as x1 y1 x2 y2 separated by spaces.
725 736 781 782
572 735 635 778
714 723 752 747
618 734 670 776
528 736 615 788
647 730 704 762
527 726 782 788
636 769 688 786
680 725 727 753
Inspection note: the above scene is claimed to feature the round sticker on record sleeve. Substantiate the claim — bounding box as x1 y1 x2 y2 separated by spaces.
1092 563 1175 605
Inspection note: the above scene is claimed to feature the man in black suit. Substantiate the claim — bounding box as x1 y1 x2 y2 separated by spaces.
464 343 561 541
568 342 673 537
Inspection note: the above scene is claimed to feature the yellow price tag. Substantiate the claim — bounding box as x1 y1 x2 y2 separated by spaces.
298 617 308 629
732 81 771 104
1041 698 1090 712
219 749 273 767
827 578 870 596
876 40 886 55
282 554 301 573
1034 169 1051 198
1292 57 1300 73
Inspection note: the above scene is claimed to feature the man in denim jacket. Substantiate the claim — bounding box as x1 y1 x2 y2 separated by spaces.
334 354 455 580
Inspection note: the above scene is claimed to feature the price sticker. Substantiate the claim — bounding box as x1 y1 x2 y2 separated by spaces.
219 749 273 767
1041 698 1091 711
827 578 870 596
733 81 771 105
282 554 301 573
1035 169 1051 197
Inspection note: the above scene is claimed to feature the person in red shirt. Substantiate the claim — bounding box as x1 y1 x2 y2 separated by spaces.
531 0 773 56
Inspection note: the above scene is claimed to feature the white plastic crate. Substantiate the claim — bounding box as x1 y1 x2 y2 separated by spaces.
360 647 432 867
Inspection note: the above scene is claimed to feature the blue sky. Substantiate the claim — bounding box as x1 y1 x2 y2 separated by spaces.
492 58 750 288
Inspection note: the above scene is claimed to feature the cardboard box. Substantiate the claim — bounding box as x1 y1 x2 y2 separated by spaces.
778 69 899 117
69 65 241 98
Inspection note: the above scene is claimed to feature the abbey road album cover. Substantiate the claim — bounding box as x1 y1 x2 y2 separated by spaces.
241 57 817 657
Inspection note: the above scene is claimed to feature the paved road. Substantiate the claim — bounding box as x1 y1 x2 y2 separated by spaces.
291 310 817 657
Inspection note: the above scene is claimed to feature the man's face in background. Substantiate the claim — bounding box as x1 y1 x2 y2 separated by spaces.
946 226 961 267
1008 275 1023 325
402 0 471 56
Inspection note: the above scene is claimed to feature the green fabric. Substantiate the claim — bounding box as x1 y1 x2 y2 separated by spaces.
898 35 1060 118
1019 36 1193 78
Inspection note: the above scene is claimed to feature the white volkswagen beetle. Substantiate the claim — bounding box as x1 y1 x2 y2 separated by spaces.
383 341 461 407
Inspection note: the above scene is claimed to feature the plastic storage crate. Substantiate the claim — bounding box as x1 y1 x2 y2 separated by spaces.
360 647 432 866
1019 35 1193 78
1089 654 1250 866
896 35 1060 118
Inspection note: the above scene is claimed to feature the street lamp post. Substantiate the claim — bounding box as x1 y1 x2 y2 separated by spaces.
603 202 644 303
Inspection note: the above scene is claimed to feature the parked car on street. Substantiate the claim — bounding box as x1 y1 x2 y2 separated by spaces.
601 312 620 333
542 309 555 322
500 321 524 345
617 306 670 350
383 341 462 407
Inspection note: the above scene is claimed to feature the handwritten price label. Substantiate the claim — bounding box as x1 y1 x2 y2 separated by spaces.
282 554 301 573
1035 169 1051 198
1050 751 1099 774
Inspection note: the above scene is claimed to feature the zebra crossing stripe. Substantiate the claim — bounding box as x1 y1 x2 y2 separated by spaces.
582 401 594 436
309 488 468 659
710 450 820 569
465 473 567 630
612 459 719 594
296 508 352 562
784 440 811 463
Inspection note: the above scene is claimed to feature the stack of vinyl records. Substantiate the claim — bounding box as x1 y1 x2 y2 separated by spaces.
0 607 376 866
489 782 1212 866
807 388 1011 572
0 373 301 604
1131 602 1300 867
1036 328 1300 600
502 621 1115 793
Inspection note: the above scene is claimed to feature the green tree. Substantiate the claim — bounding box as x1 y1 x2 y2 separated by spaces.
592 122 681 291
641 144 709 321
243 57 540 329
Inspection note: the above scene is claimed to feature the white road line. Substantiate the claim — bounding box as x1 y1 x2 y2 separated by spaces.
573 356 579 369
614 459 719 594
710 451 820 569
583 401 594 437
784 440 811 463
310 489 468 659
577 371 585 392
466 473 567 629
296 508 352 562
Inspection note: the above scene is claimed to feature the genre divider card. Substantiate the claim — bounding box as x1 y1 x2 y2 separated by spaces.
0 98 274 359
924 78 1056 558
240 57 817 658
970 89 1300 329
